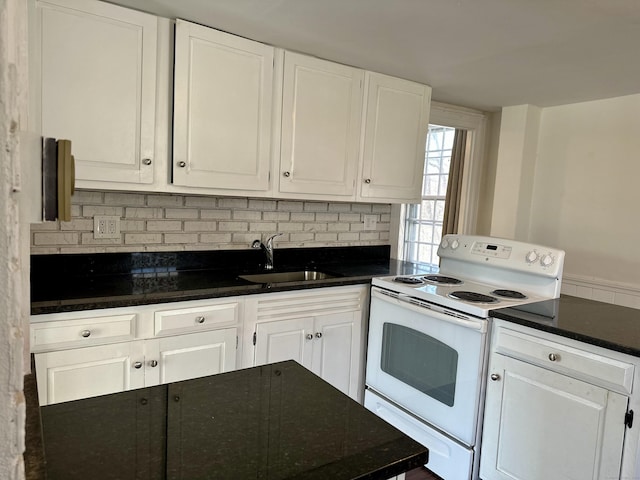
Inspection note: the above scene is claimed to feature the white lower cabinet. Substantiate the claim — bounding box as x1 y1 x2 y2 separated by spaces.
247 285 367 401
480 320 637 480
32 297 241 405
34 341 145 405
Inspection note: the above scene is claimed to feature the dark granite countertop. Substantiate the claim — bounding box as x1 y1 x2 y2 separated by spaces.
490 294 640 357
31 246 434 315
28 360 428 480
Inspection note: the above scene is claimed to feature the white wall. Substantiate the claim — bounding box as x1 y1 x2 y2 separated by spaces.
492 95 640 307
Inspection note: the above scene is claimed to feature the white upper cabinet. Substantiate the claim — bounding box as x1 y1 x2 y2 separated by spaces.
32 0 159 185
359 72 431 203
172 20 274 192
279 52 364 198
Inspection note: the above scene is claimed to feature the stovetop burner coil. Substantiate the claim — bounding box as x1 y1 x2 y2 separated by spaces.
491 289 527 299
448 291 499 303
423 275 463 285
393 276 425 285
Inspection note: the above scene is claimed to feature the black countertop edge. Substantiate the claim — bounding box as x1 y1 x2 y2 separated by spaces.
490 294 640 358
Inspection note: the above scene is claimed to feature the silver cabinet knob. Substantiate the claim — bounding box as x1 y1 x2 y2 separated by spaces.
133 362 143 369
364 178 371 184
283 171 291 177
142 158 152 165
178 161 186 168
315 332 322 339
548 353 559 362
306 334 313 340
149 360 158 368
195 316 205 324
80 330 91 338
490 373 500 381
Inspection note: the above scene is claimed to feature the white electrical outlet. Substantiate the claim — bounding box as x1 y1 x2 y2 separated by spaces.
94 215 121 239
363 215 377 230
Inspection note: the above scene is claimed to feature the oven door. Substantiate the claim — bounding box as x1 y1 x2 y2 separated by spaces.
366 287 486 446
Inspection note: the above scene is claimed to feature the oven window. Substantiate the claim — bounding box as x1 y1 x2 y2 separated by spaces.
381 323 458 407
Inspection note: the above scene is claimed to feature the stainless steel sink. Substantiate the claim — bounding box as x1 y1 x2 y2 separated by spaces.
239 270 337 284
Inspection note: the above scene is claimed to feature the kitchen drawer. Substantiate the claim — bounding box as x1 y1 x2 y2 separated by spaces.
494 326 634 394
31 314 136 351
154 302 239 336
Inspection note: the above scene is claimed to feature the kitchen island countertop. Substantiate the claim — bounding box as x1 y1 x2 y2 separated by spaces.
27 360 428 480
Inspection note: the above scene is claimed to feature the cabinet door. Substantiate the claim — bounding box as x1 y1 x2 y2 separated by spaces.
148 328 237 386
359 72 431 203
481 353 627 480
34 0 157 184
173 20 274 192
313 311 362 400
34 341 145 405
254 317 314 369
279 51 363 197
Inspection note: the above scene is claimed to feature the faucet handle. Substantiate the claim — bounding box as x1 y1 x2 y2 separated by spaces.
251 239 262 249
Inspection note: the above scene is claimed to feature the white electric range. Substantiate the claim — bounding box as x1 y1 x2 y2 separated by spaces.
365 234 565 480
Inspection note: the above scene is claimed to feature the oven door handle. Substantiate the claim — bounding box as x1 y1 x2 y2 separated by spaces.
372 287 487 333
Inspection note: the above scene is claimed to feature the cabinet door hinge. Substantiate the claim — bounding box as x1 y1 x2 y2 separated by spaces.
236 336 239 349
625 410 634 428
253 332 257 346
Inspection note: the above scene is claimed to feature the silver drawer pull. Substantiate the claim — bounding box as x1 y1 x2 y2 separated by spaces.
80 330 91 338
142 158 152 165
490 373 500 381
133 362 143 369
195 316 205 324
548 353 559 362
315 332 322 339
306 334 313 340
149 360 158 368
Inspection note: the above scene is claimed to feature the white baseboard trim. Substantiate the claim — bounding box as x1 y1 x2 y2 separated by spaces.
562 273 640 309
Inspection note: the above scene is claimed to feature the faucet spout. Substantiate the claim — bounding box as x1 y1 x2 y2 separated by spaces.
262 233 283 270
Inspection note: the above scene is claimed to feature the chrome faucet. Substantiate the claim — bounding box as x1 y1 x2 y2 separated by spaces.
252 233 283 270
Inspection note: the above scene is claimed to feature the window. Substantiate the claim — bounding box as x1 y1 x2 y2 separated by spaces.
402 125 456 265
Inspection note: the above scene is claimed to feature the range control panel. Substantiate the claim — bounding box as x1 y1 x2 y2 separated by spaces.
438 234 565 278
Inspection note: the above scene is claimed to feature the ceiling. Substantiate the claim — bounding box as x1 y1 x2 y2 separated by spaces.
110 0 640 111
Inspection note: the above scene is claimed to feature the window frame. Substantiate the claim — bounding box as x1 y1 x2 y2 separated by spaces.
391 102 488 264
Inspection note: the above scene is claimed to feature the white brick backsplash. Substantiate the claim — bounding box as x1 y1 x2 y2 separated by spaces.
164 233 198 244
82 205 123 217
304 202 329 212
248 199 277 211
233 210 262 221
104 192 146 206
147 194 184 207
277 201 303 212
147 220 182 232
200 233 232 243
33 232 78 245
184 221 218 232
290 212 315 222
165 208 199 219
249 222 277 231
185 196 217 208
125 207 164 219
218 221 248 232
339 213 361 222
30 190 391 253
218 197 248 209
200 209 232 220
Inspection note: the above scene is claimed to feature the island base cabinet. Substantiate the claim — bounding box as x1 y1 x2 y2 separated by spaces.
480 353 627 480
